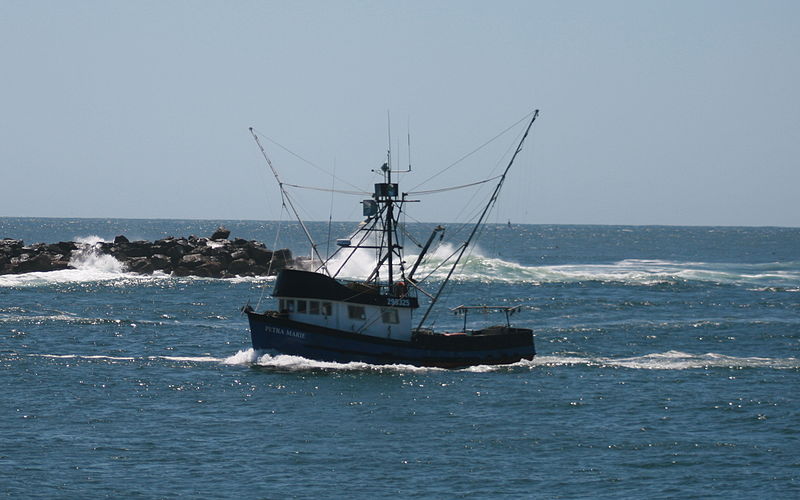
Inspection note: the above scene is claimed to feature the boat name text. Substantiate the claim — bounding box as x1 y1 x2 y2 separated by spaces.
265 326 307 339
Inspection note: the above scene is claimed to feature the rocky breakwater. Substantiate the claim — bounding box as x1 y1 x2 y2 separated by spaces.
0 226 296 278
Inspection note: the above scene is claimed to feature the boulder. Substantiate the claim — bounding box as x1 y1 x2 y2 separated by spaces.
179 253 208 268
165 243 187 261
172 266 193 277
270 248 293 268
127 257 155 274
251 265 269 276
114 235 130 244
195 245 216 257
1 238 23 248
196 261 225 278
247 246 273 266
210 226 231 240
210 249 232 266
150 254 172 271
227 258 253 275
230 250 248 261
51 259 72 271
116 241 153 258
17 253 57 273
47 242 76 254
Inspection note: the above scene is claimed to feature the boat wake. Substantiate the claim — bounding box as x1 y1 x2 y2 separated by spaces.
221 349 799 373
13 349 796 372
222 349 438 373
23 353 224 363
523 350 800 371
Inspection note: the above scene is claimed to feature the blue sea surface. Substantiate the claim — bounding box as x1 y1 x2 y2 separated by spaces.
1 218 799 498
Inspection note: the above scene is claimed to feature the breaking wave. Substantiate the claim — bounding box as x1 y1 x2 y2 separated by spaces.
0 237 131 287
3 234 797 290
69 239 127 272
324 240 799 288
414 249 800 288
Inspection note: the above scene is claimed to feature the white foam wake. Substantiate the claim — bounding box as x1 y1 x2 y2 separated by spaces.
221 349 799 372
26 353 224 363
222 349 441 372
14 350 797 372
522 350 800 371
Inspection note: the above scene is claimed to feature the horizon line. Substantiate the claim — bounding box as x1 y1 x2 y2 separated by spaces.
1 215 797 230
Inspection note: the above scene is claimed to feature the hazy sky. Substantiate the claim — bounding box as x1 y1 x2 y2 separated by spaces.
2 0 798 227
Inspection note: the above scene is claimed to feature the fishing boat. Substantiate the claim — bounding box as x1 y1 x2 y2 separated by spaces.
243 110 539 368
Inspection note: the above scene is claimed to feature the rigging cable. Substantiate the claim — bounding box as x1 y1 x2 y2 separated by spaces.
256 205 288 311
281 183 369 196
405 175 502 196
250 127 330 275
250 127 364 193
416 110 539 330
407 110 537 192
326 161 336 262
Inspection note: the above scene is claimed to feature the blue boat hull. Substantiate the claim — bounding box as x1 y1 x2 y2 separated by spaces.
245 311 535 368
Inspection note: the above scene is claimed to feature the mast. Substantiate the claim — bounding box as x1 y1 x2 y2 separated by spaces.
416 109 539 330
356 152 408 288
374 159 400 286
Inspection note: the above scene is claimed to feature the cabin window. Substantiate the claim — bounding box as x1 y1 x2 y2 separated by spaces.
347 305 366 320
309 301 320 315
381 308 399 324
286 299 295 312
322 302 332 316
297 300 307 314
278 299 286 312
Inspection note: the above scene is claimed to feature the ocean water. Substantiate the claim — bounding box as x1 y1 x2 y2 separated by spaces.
1 217 798 498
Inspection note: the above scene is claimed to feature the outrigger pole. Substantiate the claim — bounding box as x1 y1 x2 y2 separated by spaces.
415 109 539 330
249 127 330 276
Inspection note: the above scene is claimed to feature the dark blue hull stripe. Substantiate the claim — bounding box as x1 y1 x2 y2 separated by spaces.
246 312 535 368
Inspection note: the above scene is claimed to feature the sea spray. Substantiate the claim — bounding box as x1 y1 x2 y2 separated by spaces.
407 252 800 287
69 240 127 273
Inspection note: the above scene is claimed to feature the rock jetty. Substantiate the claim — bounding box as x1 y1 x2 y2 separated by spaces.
0 226 296 278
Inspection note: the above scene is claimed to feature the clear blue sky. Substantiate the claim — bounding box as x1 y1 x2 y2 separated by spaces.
2 0 798 227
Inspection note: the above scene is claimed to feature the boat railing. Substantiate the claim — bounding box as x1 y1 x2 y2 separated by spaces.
450 304 525 330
